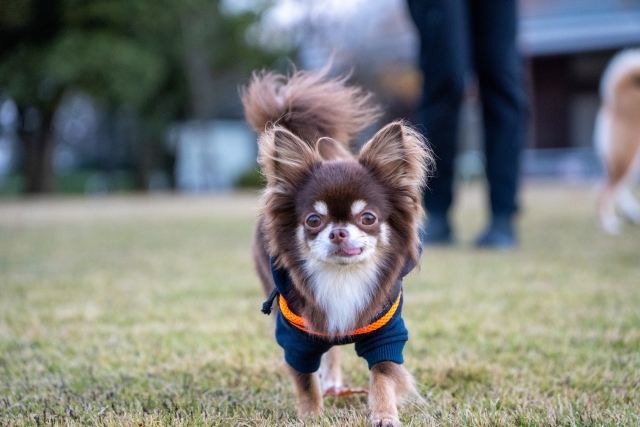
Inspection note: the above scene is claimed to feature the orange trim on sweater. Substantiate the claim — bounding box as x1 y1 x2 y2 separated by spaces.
278 291 402 337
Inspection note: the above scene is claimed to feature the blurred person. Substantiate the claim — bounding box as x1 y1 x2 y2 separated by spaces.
407 0 528 248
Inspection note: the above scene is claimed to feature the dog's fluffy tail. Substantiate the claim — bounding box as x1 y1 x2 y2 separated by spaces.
241 66 381 149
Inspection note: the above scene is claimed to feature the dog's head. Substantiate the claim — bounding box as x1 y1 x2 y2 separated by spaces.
259 122 433 276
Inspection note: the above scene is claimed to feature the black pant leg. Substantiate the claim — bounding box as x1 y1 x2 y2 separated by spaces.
469 0 528 216
407 0 468 215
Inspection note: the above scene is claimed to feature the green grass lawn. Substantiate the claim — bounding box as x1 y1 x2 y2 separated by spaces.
1 183 639 426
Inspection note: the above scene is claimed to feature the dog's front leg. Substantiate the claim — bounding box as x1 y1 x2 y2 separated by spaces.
286 363 322 419
368 361 414 427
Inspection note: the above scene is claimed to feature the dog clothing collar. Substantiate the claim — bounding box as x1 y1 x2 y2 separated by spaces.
278 291 402 337
262 254 417 338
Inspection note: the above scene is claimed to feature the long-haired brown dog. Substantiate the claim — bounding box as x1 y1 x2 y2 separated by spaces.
241 67 433 426
595 49 640 234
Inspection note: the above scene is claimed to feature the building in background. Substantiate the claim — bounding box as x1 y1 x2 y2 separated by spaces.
521 0 640 150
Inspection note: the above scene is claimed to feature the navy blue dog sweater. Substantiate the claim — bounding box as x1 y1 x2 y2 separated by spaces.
266 258 415 374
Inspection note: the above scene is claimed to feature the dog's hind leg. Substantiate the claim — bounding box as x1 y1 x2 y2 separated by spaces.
599 183 621 234
616 150 640 225
617 184 640 224
599 146 640 233
319 346 343 394
595 109 625 234
368 361 415 427
286 364 322 419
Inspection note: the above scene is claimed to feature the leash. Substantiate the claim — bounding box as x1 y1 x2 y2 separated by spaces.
261 288 279 315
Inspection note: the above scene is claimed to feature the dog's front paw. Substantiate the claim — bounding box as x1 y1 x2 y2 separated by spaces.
370 413 401 427
297 400 322 420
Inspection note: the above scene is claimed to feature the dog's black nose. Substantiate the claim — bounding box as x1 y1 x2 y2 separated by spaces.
329 228 349 244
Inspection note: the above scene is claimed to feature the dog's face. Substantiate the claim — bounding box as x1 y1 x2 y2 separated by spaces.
295 161 392 266
259 122 431 275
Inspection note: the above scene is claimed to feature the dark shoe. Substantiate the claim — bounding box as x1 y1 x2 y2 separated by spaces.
422 213 454 245
475 215 516 249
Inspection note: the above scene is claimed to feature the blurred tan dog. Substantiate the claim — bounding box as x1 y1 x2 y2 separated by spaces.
594 49 640 234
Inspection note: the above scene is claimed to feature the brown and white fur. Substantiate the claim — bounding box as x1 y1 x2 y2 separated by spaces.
242 67 433 426
595 49 640 234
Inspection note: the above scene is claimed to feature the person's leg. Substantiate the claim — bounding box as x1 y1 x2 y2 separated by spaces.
407 0 467 244
468 0 528 248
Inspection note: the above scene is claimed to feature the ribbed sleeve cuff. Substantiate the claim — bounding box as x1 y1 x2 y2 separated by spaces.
361 341 405 370
284 351 322 374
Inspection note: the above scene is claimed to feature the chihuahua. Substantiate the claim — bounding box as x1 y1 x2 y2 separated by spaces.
242 67 433 426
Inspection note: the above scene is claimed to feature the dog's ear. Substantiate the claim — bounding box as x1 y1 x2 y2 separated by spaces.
358 121 434 202
316 137 352 161
259 126 319 189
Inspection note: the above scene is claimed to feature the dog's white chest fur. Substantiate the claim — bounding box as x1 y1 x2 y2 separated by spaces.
305 259 379 335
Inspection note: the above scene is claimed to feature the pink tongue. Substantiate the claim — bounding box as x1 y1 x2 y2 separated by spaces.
345 247 362 255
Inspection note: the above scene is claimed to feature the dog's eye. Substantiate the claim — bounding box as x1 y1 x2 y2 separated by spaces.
361 212 377 226
306 214 322 228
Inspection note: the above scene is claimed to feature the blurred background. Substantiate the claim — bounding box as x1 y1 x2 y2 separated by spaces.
1 0 640 196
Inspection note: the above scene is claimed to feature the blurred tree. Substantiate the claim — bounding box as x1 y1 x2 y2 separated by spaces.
0 0 287 193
